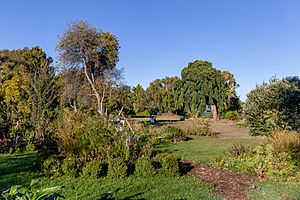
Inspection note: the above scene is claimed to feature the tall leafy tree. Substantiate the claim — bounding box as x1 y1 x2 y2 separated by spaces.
146 77 179 113
131 84 147 114
30 58 59 139
0 47 58 139
174 60 227 118
57 20 120 116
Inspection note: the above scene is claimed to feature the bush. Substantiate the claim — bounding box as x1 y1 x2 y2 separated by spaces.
270 131 300 160
52 109 155 178
228 143 251 157
185 118 216 136
155 153 179 177
81 159 106 178
224 111 240 121
42 155 62 177
61 157 77 178
134 156 156 178
157 126 186 143
244 77 300 136
107 157 127 179
25 142 36 152
213 143 300 181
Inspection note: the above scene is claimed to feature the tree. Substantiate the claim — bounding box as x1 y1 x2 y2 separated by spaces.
57 20 120 116
244 77 300 135
0 47 59 139
30 58 59 140
60 68 89 112
222 71 241 111
146 77 179 113
131 84 147 114
174 60 227 119
106 84 134 115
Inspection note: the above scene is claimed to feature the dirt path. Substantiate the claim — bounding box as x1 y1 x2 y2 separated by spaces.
182 161 251 200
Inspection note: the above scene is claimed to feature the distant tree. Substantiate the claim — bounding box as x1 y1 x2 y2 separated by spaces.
174 60 227 119
146 77 179 113
222 71 241 111
106 84 134 115
131 84 147 114
57 20 120 116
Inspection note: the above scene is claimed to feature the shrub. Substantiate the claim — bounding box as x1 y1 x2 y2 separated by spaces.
244 77 300 136
155 153 179 177
42 155 62 177
185 118 216 136
158 126 186 143
213 144 300 181
61 157 77 178
107 157 127 179
81 159 106 178
134 156 156 178
270 131 300 160
25 142 36 152
224 111 240 121
228 143 251 157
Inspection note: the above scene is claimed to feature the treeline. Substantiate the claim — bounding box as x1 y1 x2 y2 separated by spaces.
0 21 240 141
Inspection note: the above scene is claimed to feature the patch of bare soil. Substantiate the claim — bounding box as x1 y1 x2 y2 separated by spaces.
182 161 251 200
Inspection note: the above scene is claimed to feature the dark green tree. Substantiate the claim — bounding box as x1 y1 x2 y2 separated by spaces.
131 84 147 114
244 77 300 135
106 84 134 115
174 60 227 118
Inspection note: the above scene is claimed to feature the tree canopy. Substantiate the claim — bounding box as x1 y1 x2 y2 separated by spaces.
57 20 120 115
173 60 227 118
244 77 300 135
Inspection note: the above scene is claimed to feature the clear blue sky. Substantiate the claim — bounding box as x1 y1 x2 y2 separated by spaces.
0 0 299 100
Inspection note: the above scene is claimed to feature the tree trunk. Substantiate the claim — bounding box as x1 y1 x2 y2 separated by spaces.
211 104 218 121
83 63 103 115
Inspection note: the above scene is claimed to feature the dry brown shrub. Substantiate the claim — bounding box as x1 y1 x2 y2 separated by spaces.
270 130 300 158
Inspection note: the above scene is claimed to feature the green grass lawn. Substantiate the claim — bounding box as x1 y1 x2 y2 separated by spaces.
156 136 264 163
249 181 300 200
0 152 40 191
0 152 221 200
35 176 221 200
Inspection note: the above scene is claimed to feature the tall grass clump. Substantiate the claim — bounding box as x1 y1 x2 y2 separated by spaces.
270 131 300 160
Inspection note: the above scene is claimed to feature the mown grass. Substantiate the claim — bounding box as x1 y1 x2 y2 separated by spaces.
156 136 264 163
0 152 221 200
248 181 300 200
0 152 40 191
35 176 221 200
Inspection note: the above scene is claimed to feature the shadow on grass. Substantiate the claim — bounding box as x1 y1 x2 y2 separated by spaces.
0 152 40 191
97 188 145 200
